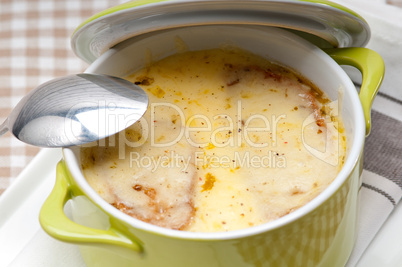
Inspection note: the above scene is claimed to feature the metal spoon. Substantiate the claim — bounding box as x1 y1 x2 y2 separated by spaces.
0 73 148 147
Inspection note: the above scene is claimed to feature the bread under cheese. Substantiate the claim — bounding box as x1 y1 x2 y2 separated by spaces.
81 48 346 232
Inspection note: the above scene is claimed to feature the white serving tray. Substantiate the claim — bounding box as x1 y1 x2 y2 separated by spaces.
0 148 401 266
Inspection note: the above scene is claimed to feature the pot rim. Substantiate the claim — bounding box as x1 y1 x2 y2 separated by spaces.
63 25 366 241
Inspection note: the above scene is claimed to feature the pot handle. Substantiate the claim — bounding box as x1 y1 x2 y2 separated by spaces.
324 47 385 136
39 161 143 252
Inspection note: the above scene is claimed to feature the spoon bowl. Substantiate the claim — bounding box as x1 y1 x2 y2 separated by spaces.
0 73 148 147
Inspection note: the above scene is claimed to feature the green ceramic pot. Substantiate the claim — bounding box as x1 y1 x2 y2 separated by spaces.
39 1 384 266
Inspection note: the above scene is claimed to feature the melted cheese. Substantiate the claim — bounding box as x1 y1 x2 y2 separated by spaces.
81 48 346 232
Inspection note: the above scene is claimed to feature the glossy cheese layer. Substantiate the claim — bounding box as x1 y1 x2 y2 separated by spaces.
81 48 346 232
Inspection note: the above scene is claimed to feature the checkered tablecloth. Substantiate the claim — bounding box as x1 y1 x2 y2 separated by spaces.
0 0 128 195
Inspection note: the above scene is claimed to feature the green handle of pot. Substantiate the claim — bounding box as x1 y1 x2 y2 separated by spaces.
324 47 385 136
39 161 142 252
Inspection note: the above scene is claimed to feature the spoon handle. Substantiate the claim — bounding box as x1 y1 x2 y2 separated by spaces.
0 119 9 137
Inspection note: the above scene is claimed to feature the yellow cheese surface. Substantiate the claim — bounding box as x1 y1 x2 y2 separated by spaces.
81 48 346 232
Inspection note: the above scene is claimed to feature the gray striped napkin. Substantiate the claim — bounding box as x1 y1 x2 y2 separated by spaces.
347 105 402 266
